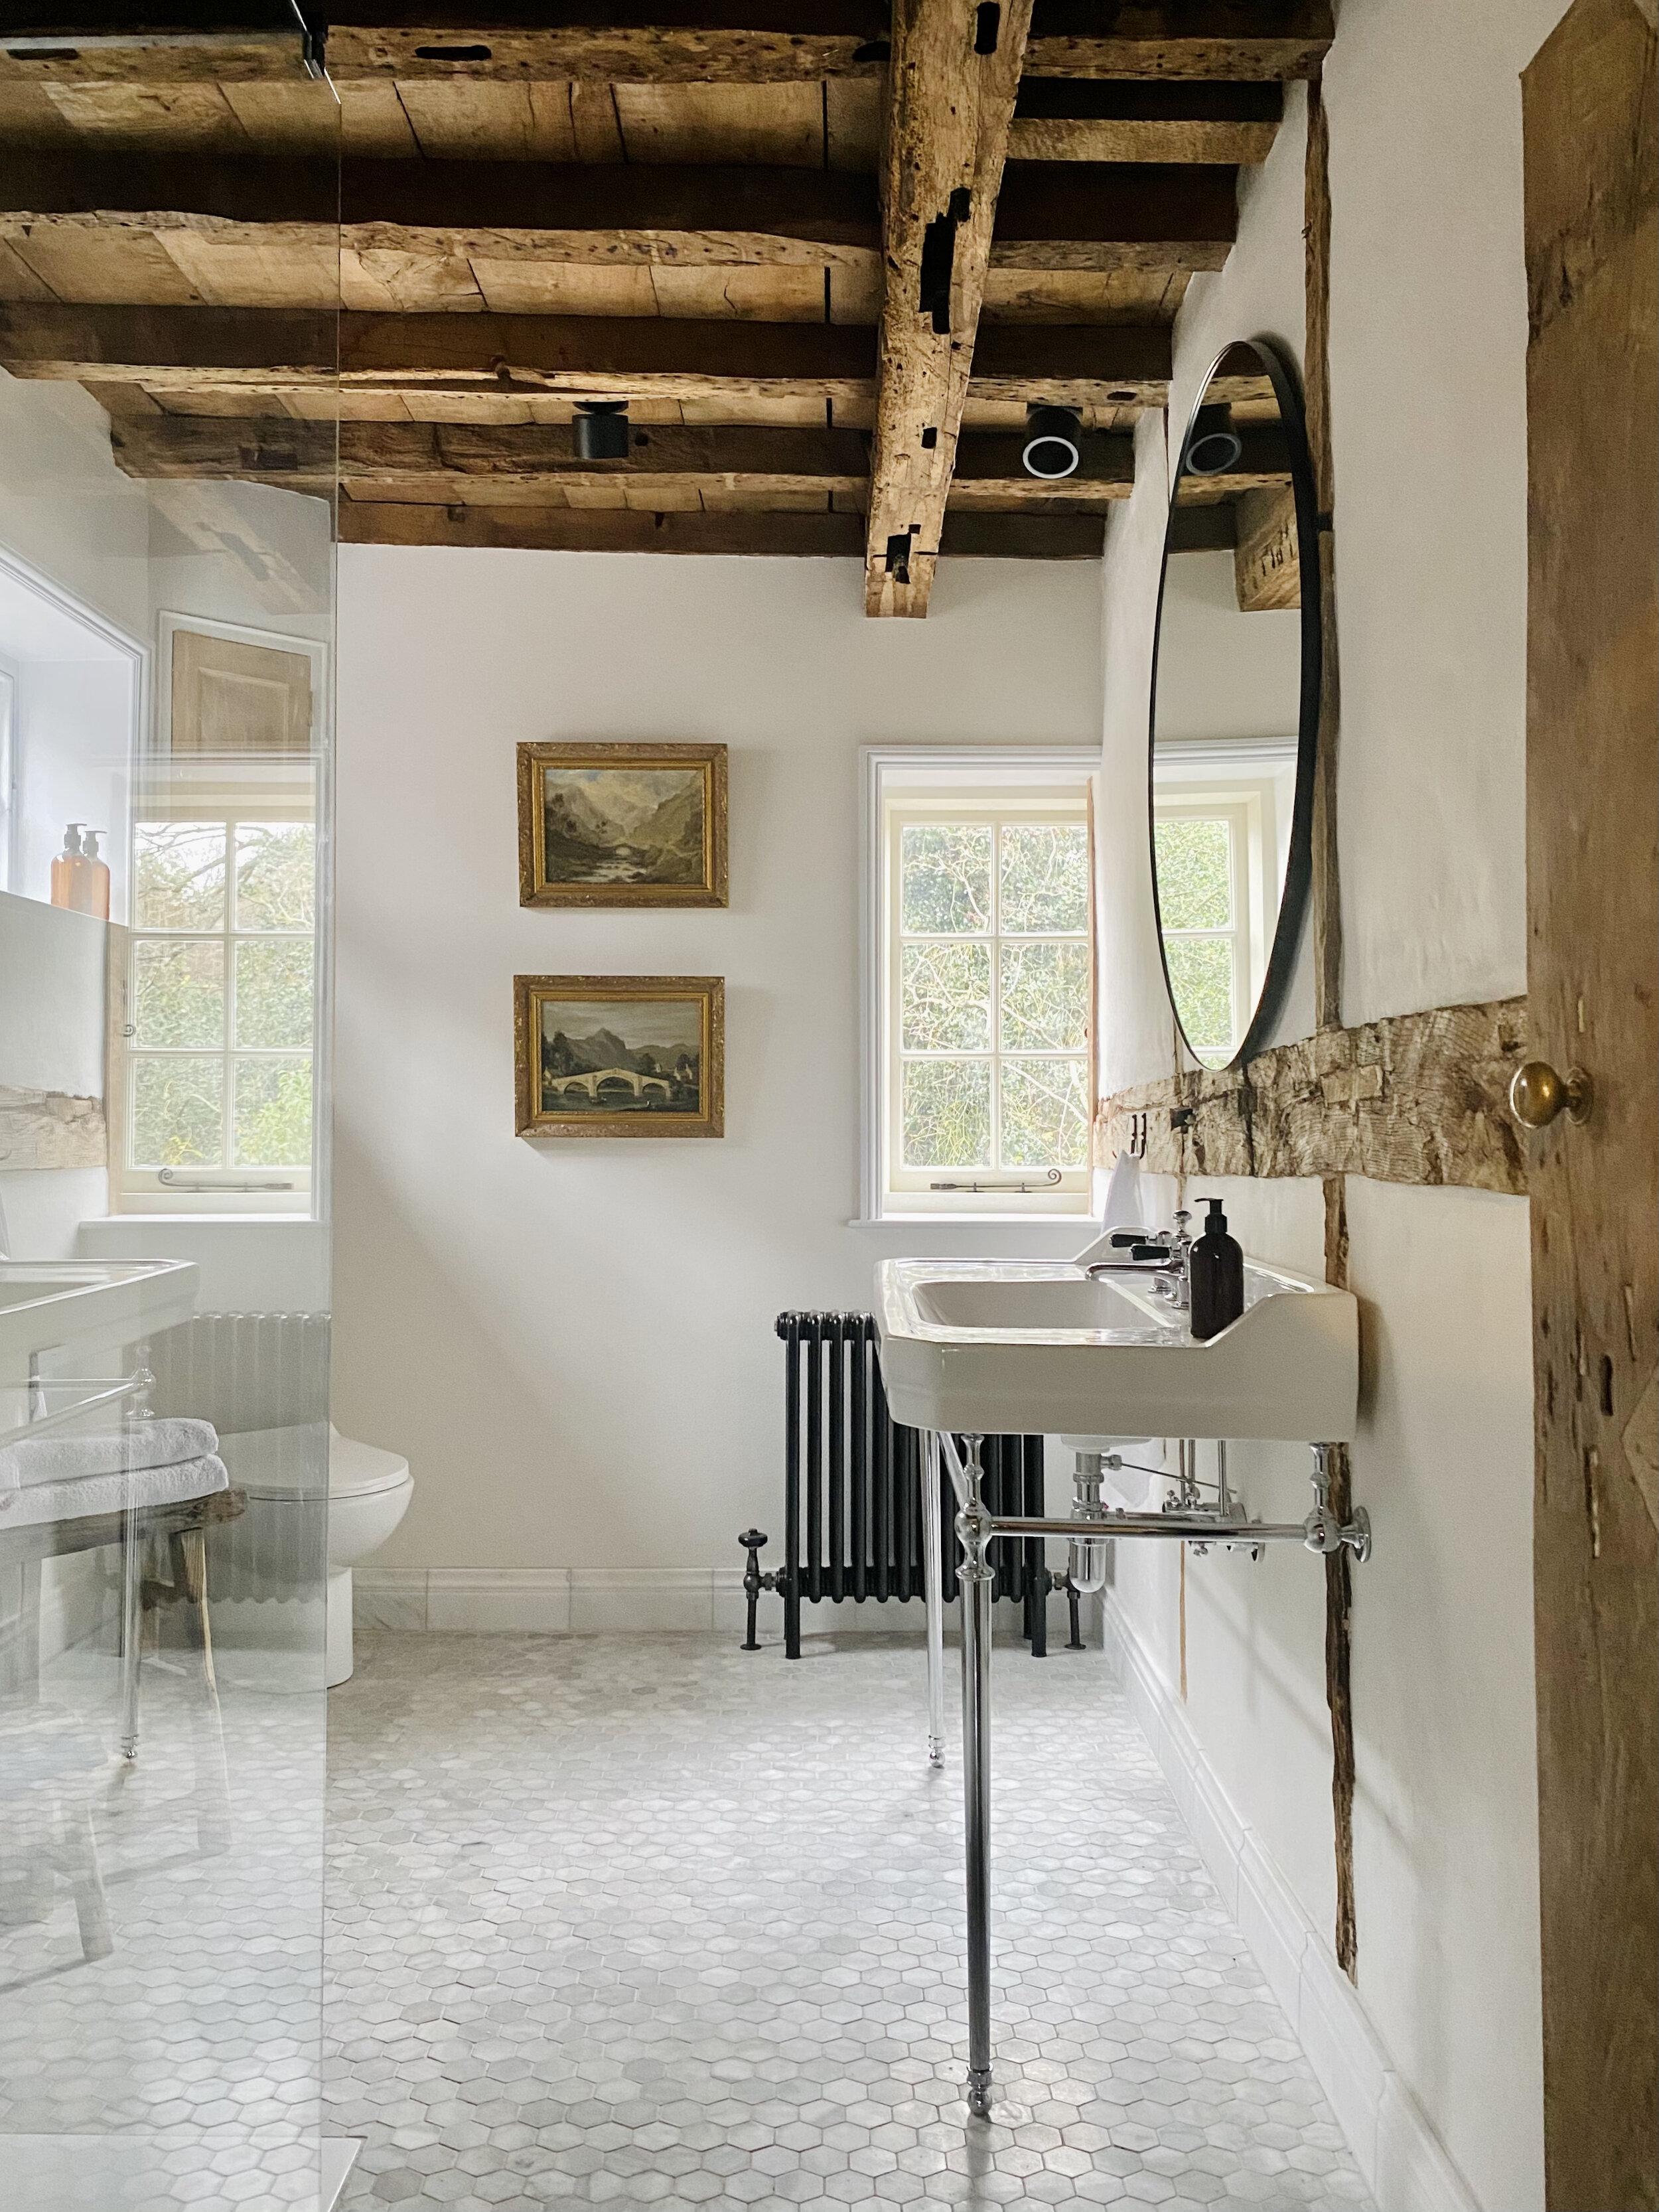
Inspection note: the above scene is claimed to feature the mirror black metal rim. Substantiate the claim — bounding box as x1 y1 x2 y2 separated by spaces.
1145 335 1323 1072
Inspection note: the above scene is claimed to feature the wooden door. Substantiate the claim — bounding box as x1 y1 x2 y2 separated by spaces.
1522 4 1658 2207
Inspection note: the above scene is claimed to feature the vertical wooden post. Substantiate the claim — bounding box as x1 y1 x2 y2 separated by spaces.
1522 5 1658 2205
1305 67 1358 1984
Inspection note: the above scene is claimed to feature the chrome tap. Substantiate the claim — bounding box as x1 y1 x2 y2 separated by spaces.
1083 1208 1193 1310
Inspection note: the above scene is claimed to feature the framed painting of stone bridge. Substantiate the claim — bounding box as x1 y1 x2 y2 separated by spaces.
514 975 724 1140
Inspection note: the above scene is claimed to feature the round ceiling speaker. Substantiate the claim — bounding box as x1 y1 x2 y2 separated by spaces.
1020 405 1084 480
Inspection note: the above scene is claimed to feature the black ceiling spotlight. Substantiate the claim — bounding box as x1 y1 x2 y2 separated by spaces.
573 402 630 462
1020 404 1084 480
1185 403 1244 477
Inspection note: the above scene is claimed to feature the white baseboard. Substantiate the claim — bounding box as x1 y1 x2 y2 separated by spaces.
356 1565 1098 1643
1102 1594 1481 2212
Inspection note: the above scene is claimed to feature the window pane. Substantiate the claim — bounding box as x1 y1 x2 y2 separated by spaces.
235 822 315 932
234 1059 313 1168
1000 940 1089 1052
999 824 1088 934
1154 816 1233 929
133 940 225 1049
1000 1057 1090 1169
900 824 991 935
1164 935 1236 1060
901 1059 991 1168
133 823 226 930
901 942 991 1051
132 1055 223 1168
236 938 315 1049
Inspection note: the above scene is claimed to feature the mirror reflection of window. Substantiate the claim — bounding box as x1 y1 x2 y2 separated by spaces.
1149 340 1317 1069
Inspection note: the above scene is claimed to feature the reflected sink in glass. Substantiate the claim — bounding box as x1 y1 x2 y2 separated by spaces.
876 1257 1357 1443
0 1259 200 1386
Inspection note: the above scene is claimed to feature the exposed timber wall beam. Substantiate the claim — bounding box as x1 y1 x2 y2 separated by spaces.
1007 80 1281 163
865 0 1035 619
338 501 1106 557
1094 997 1532 1198
107 413 1137 499
0 303 1173 405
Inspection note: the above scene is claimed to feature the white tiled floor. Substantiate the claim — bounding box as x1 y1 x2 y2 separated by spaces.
325 1631 1374 2212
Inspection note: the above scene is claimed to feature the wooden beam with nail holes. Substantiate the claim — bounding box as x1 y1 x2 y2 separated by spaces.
338 500 1106 557
865 0 1035 619
1008 78 1281 162
0 302 1173 406
0 5 1331 85
0 153 1235 279
108 413 1139 501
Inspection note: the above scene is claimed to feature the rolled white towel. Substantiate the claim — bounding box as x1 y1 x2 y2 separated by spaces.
0 1416 220 1492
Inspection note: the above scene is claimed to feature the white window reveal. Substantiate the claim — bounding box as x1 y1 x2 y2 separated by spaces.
865 750 1098 1220
116 615 326 1216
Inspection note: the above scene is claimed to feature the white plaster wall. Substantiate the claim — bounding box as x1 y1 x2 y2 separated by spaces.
1095 4 1569 2205
332 547 1102 1572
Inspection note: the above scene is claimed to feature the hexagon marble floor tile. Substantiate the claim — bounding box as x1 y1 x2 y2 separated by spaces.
321 1631 1373 2212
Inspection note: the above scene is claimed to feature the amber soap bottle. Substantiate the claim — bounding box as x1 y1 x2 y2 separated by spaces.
1189 1197 1244 1341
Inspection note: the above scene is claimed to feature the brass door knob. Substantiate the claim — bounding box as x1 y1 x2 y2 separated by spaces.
1510 1060 1593 1129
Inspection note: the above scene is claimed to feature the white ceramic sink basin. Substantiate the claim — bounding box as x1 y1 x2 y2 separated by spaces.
875 1257 1358 1443
0 1259 200 1386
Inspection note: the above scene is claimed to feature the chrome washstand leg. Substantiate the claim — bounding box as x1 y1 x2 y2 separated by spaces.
956 1434 996 2121
921 1431 946 1769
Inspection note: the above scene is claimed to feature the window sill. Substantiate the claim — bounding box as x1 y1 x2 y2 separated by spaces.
849 1215 1099 1229
82 1213 317 1228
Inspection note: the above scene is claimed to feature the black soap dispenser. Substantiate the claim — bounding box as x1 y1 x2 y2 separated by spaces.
1189 1197 1244 1341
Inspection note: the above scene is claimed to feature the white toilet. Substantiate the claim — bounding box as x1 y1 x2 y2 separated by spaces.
218 1423 413 1687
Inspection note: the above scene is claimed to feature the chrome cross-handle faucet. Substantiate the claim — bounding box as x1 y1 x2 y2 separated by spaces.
1083 1208 1194 1310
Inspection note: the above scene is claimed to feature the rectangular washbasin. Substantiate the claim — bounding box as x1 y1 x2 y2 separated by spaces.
876 1258 1358 1443
0 1259 200 1386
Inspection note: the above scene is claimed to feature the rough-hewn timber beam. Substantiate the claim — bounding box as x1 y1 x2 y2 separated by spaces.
0 154 879 270
0 303 1173 405
865 0 1035 619
0 154 1234 278
1007 79 1281 162
108 411 1138 499
0 4 1332 84
1095 997 1532 1197
339 501 1106 557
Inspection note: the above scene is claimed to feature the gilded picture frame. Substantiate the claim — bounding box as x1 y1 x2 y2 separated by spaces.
517 741 729 908
514 975 725 1140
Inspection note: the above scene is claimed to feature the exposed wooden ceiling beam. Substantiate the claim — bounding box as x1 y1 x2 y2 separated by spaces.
0 4 1333 86
106 410 1137 499
993 162 1235 269
338 499 1106 557
1007 79 1280 163
0 154 878 270
864 0 1034 619
0 302 1173 405
0 154 1235 277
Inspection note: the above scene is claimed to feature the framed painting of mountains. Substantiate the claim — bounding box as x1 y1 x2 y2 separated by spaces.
515 974 724 1139
518 742 727 907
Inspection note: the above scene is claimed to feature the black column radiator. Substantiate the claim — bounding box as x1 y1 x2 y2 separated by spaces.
739 1311 1078 1659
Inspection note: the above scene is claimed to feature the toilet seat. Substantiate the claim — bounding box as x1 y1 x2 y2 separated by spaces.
220 1423 411 1501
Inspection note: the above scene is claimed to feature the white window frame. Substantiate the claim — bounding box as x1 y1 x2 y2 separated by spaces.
861 747 1099 1222
115 613 329 1218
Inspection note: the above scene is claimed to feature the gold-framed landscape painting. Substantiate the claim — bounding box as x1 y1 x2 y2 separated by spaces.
517 742 727 907
514 975 725 1140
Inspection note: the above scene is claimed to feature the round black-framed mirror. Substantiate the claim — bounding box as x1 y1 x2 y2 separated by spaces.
1147 337 1322 1070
